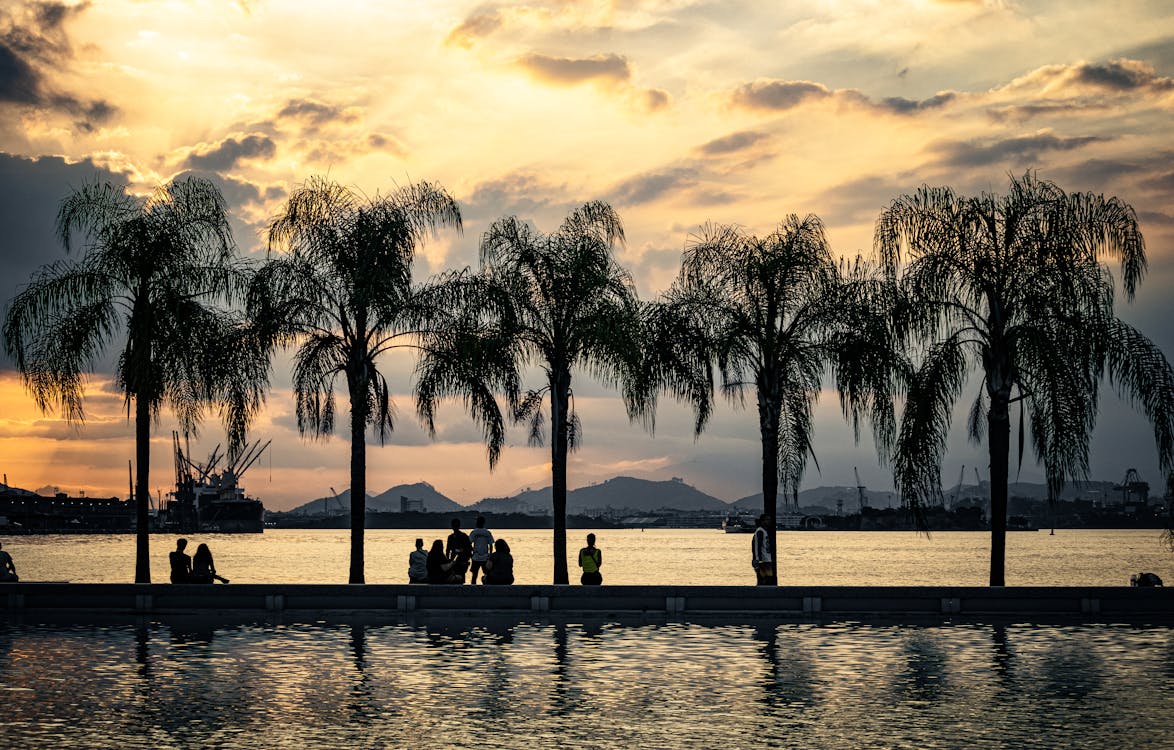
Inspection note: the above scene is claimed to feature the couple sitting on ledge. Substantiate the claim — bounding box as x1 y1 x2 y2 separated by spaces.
169 539 229 584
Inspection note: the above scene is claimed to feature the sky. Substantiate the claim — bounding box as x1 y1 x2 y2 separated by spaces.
1 0 1173 511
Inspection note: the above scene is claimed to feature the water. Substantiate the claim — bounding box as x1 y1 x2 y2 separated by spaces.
0 618 1171 749
3 528 1171 585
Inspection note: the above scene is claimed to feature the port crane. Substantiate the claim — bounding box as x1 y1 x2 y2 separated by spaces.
854 467 867 512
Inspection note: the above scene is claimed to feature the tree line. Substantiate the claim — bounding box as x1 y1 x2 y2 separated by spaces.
5 172 1173 587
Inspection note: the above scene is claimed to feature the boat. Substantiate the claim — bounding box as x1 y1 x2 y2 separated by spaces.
155 432 269 534
721 512 756 533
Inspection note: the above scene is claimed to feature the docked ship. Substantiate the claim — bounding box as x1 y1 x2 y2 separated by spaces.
155 432 269 534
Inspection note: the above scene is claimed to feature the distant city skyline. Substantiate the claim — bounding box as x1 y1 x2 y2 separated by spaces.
3 1 1173 510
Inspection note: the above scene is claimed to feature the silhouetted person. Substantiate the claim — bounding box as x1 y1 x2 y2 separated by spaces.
0 542 17 582
426 539 455 584
169 538 192 583
446 518 472 583
578 533 602 585
469 516 495 584
408 538 428 584
752 515 773 585
482 539 514 585
191 543 228 584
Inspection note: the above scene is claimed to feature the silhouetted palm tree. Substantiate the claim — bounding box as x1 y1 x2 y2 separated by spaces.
3 177 266 582
450 202 643 584
250 177 462 584
649 216 898 584
876 173 1174 585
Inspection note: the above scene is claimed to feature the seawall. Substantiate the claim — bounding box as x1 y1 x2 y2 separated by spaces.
3 583 1172 621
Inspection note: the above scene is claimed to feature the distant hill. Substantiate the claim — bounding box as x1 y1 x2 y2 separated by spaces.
287 482 461 515
733 485 899 513
473 476 728 514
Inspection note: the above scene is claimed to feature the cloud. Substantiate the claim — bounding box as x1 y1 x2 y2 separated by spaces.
446 7 503 48
929 131 1109 169
732 80 832 110
275 98 360 130
0 1 116 130
180 133 276 171
642 87 671 111
1003 58 1174 97
462 171 565 221
732 78 956 115
0 152 133 371
696 130 768 156
516 52 631 86
814 174 921 226
607 166 697 206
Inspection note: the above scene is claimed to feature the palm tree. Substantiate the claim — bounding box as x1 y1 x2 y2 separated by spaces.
442 201 643 584
250 177 463 584
3 176 266 583
876 172 1174 586
649 215 898 584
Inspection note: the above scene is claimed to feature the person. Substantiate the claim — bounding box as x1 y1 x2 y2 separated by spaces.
0 542 17 582
191 543 228 584
446 518 472 584
426 539 455 584
752 515 773 585
482 539 514 585
578 533 602 585
169 538 192 583
408 538 428 584
468 516 495 584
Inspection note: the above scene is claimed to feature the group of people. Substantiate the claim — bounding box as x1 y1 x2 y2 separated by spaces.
406 518 605 585
169 538 229 584
409 517 514 585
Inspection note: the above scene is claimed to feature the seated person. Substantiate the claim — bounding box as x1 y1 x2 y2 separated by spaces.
191 543 228 584
408 538 428 584
426 539 455 584
169 539 192 583
0 542 17 582
482 539 514 585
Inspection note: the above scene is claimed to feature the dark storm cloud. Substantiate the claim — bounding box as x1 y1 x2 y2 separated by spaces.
0 152 131 371
0 1 115 130
516 52 631 85
732 80 831 110
607 167 697 206
697 130 768 156
929 132 1108 169
181 134 276 171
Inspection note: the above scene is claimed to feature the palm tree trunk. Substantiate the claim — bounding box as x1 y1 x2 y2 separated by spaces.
987 393 1011 586
134 394 151 584
551 370 571 584
348 371 368 585
758 391 780 586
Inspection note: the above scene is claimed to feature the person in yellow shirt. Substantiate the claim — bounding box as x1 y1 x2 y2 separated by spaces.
578 533 602 585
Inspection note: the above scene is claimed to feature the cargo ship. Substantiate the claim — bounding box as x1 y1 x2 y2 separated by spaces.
154 432 269 534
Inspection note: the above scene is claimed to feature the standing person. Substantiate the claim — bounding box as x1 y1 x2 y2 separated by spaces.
752 515 774 585
578 533 602 585
482 539 515 585
468 516 495 584
169 538 192 583
191 543 229 584
408 538 428 584
446 518 472 584
0 542 17 582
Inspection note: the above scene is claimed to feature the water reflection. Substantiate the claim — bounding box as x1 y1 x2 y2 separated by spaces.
1 619 1171 749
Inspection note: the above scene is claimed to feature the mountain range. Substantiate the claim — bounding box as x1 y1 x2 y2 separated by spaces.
282 475 1141 516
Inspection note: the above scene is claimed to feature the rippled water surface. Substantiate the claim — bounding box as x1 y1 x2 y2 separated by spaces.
4 528 1171 585
1 619 1172 749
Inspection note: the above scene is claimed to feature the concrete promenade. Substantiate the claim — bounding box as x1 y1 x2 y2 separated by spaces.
3 583 1173 621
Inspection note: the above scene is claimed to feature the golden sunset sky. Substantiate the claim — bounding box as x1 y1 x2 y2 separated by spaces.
2 0 1173 510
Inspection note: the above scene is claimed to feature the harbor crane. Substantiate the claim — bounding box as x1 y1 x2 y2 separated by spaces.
950 465 965 508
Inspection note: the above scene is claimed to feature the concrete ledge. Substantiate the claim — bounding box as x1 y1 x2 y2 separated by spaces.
2 584 1172 621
